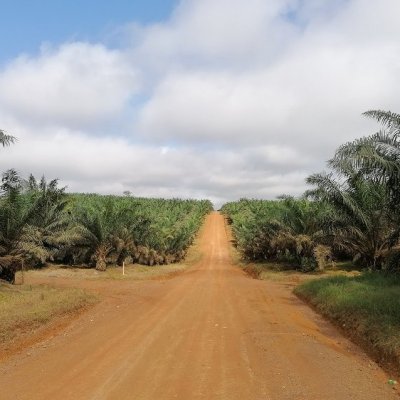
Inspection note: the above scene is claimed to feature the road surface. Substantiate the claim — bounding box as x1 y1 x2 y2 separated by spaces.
0 212 397 399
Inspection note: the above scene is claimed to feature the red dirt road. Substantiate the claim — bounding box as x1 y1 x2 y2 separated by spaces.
0 212 397 399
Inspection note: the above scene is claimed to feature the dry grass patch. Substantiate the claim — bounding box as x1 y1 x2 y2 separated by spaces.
30 261 195 281
24 254 201 282
240 261 360 283
0 283 97 344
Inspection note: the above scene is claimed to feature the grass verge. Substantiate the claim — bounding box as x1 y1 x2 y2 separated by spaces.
0 283 97 344
240 261 361 283
295 273 400 373
242 262 309 281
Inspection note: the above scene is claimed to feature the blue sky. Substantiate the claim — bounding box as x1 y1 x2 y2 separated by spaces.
0 0 177 62
0 0 399 205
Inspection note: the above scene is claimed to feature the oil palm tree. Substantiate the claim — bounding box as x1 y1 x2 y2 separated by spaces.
306 169 400 269
72 199 135 270
16 175 77 265
0 169 28 255
330 110 400 207
0 171 76 265
272 196 329 269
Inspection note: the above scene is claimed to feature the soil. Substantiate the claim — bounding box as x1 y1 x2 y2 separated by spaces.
0 212 398 399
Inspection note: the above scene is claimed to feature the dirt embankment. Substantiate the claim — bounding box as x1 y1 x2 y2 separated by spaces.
0 212 397 399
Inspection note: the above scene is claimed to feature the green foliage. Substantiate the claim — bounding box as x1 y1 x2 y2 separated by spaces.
65 194 212 269
0 171 76 266
295 273 400 365
17 175 74 265
223 110 400 273
0 169 30 255
306 171 399 269
331 109 400 209
382 250 400 273
0 171 212 272
221 198 330 271
306 110 400 270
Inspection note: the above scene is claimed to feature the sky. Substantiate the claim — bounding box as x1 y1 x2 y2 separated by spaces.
0 0 399 207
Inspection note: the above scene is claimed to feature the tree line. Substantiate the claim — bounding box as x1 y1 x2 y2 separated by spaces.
0 131 212 282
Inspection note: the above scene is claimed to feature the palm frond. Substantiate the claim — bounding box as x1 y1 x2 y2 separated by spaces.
363 110 400 129
0 130 16 147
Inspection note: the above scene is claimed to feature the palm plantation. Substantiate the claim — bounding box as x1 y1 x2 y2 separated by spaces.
1 110 400 278
223 110 400 272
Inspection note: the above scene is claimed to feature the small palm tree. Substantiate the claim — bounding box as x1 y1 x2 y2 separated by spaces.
306 169 399 269
0 172 77 266
17 175 76 265
73 200 135 270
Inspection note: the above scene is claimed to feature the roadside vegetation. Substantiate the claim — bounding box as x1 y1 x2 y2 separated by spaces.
222 110 400 273
0 127 211 351
0 128 212 281
222 109 400 373
2 110 400 371
24 226 204 282
222 197 332 272
295 273 400 369
0 283 96 345
0 166 212 281
66 194 211 269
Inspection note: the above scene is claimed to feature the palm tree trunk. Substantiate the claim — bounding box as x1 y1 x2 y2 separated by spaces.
95 245 108 271
95 257 107 271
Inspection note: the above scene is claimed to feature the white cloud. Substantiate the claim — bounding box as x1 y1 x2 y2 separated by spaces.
1 0 400 206
135 0 400 153
0 43 138 128
1 125 308 207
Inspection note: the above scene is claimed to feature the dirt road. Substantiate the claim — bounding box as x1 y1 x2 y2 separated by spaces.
0 212 397 399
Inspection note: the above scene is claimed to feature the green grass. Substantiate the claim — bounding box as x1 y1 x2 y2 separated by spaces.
0 283 97 343
295 273 400 369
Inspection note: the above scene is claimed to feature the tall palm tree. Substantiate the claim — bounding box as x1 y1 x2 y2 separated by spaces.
330 110 400 207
